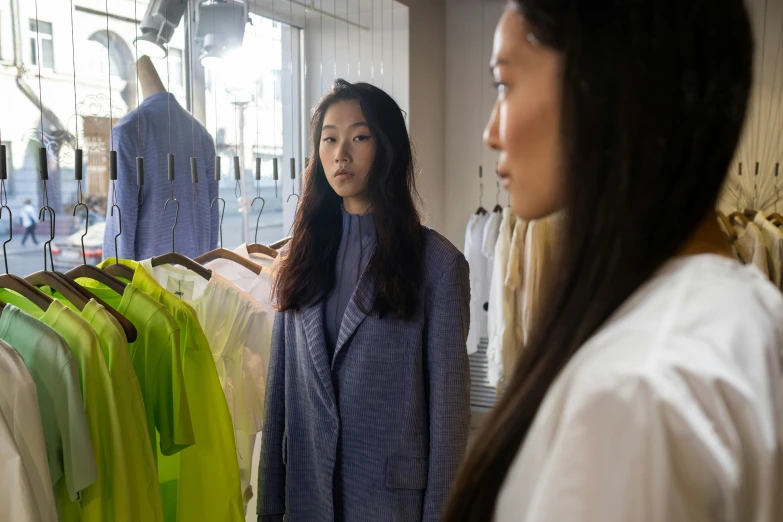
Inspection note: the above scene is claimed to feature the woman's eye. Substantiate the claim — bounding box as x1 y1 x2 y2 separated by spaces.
354 135 371 142
323 137 336 143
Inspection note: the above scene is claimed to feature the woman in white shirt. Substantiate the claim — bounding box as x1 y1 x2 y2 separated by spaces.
443 1 783 521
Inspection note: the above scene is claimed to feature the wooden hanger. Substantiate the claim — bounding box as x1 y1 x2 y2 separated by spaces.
195 197 262 274
151 252 212 281
0 274 52 311
104 262 135 281
729 211 751 225
61 271 137 343
270 236 292 250
26 271 88 311
716 211 737 241
195 248 262 275
246 243 279 259
0 203 52 312
27 207 89 311
150 197 212 280
768 212 783 227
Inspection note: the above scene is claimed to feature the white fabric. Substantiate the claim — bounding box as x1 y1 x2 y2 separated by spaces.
496 254 783 522
754 214 783 289
464 213 490 354
232 243 275 268
486 208 517 388
0 414 39 521
0 340 55 522
735 222 770 279
139 260 272 505
482 211 504 287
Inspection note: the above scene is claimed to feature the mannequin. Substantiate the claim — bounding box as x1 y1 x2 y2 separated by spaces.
102 55 219 262
137 56 165 100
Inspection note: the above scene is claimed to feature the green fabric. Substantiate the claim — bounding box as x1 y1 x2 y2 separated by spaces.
0 305 97 505
0 293 125 522
66 281 194 462
97 258 244 522
43 288 167 522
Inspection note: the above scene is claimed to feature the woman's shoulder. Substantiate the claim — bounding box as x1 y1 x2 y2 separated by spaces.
556 254 783 429
421 226 467 283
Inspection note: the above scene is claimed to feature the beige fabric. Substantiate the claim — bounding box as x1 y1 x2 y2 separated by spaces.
489 212 563 391
734 222 770 279
487 208 518 389
754 214 783 289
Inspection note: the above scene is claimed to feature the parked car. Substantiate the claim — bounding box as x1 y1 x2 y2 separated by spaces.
53 219 105 270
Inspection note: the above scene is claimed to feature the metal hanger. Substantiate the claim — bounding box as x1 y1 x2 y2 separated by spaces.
65 195 127 294
103 199 135 280
767 165 783 226
0 166 52 311
246 166 278 259
195 197 263 274
286 157 300 208
25 168 92 311
150 193 212 280
716 210 737 241
475 166 487 215
492 180 503 213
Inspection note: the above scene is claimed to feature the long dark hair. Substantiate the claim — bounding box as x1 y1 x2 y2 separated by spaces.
274 79 424 319
444 0 753 519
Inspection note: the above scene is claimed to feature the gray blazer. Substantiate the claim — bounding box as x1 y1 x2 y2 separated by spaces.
257 228 471 522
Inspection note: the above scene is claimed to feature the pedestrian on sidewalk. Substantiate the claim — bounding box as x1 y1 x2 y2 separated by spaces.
20 199 38 246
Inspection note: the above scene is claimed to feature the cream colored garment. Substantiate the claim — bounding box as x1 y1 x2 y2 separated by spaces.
487 208 517 388
519 215 561 348
754 214 783 289
501 217 528 390
495 255 783 522
734 221 770 279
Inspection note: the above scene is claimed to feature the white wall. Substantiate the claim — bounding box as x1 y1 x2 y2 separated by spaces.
720 0 783 213
443 0 503 246
441 0 783 245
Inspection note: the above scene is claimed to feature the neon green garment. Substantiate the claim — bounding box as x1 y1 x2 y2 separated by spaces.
0 305 97 506
0 292 126 522
43 288 167 522
98 258 244 522
64 281 194 462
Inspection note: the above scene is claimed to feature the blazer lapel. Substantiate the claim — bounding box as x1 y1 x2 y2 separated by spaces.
333 269 376 365
299 301 338 414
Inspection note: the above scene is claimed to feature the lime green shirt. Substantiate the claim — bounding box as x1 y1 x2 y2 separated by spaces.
64 281 194 462
0 305 97 506
0 293 124 522
98 259 244 522
44 290 167 522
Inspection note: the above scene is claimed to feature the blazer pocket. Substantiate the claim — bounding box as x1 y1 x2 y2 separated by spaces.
385 456 428 490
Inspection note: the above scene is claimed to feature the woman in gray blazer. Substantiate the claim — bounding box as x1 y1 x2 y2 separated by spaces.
257 79 471 522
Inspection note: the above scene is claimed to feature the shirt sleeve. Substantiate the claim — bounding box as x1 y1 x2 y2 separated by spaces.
57 356 97 501
155 328 194 455
423 255 472 522
509 372 738 522
104 122 139 261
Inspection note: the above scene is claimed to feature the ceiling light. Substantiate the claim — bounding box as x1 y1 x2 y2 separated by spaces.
134 0 188 58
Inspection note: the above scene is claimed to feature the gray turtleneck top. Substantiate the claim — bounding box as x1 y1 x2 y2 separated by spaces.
324 207 377 358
